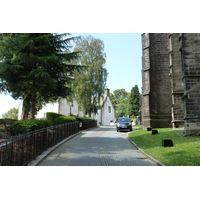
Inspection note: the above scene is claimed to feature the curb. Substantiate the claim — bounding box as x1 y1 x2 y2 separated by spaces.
128 138 165 166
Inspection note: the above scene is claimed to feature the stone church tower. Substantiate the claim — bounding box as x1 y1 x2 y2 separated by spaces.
169 34 184 129
141 33 172 128
179 34 200 135
141 33 200 136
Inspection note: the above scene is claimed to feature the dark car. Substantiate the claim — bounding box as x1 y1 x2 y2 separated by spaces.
116 117 133 132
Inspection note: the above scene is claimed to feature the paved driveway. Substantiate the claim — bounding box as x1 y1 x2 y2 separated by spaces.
37 126 157 166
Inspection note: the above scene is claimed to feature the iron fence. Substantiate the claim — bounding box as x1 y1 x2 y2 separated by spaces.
0 120 97 166
79 119 97 131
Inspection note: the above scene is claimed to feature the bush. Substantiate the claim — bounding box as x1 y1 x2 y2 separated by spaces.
53 116 76 125
9 113 96 136
75 117 94 122
46 112 64 121
10 119 49 136
0 119 6 125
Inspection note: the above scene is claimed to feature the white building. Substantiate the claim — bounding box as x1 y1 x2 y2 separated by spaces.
93 88 115 125
18 88 115 126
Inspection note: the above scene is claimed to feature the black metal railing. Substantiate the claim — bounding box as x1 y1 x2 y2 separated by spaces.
79 120 97 131
0 120 97 166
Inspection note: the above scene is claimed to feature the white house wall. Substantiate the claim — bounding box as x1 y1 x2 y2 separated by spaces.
101 96 115 125
36 102 59 119
18 100 23 120
93 109 102 126
17 88 115 124
59 98 84 117
18 101 59 120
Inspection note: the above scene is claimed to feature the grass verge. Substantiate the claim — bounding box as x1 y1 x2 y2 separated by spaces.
128 128 200 166
133 125 142 128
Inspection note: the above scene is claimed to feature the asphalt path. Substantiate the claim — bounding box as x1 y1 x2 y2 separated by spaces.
37 126 157 166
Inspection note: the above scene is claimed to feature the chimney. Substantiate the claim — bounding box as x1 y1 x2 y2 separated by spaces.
105 87 110 97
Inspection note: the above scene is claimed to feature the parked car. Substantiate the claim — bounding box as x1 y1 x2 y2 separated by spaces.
116 117 133 132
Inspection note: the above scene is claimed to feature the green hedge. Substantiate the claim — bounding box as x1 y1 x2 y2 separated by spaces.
10 119 49 136
53 116 76 125
75 117 94 122
10 112 96 136
46 112 64 121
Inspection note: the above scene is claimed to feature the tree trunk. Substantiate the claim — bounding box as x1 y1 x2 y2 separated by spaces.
22 99 30 120
30 95 37 119
22 109 29 120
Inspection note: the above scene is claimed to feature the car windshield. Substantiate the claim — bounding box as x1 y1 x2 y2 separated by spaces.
118 118 131 122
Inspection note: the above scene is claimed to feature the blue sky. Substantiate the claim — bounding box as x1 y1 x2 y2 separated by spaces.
0 33 142 117
73 33 142 92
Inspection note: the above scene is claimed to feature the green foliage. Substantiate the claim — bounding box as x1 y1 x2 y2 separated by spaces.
72 35 108 116
2 107 18 120
53 116 76 125
46 112 77 125
0 119 6 125
129 128 200 166
110 89 129 118
46 112 64 121
9 112 96 136
0 33 80 119
127 85 140 117
10 119 49 136
75 116 94 122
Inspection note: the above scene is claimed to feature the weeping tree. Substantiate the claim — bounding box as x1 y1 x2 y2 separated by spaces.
0 33 80 119
71 35 108 117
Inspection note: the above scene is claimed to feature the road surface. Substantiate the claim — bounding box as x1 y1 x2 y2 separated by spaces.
37 126 157 166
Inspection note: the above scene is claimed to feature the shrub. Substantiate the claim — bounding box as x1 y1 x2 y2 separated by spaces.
0 119 6 125
10 119 49 136
75 117 94 122
53 116 76 125
9 113 96 136
46 112 64 121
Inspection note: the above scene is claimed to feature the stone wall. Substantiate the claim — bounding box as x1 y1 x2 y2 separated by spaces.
169 33 184 128
141 33 200 135
180 33 200 135
141 33 151 128
141 33 172 128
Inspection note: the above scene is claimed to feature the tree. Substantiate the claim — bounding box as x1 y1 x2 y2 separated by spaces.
127 85 140 117
72 35 108 117
0 33 80 119
110 89 129 118
2 107 18 119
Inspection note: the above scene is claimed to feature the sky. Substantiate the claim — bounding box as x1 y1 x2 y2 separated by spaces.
0 33 142 118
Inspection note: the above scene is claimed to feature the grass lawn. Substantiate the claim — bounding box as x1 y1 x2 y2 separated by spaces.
128 128 200 166
133 125 142 128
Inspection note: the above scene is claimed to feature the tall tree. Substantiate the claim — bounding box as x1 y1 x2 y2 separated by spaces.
0 33 79 119
72 35 108 117
110 89 129 118
127 85 140 117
